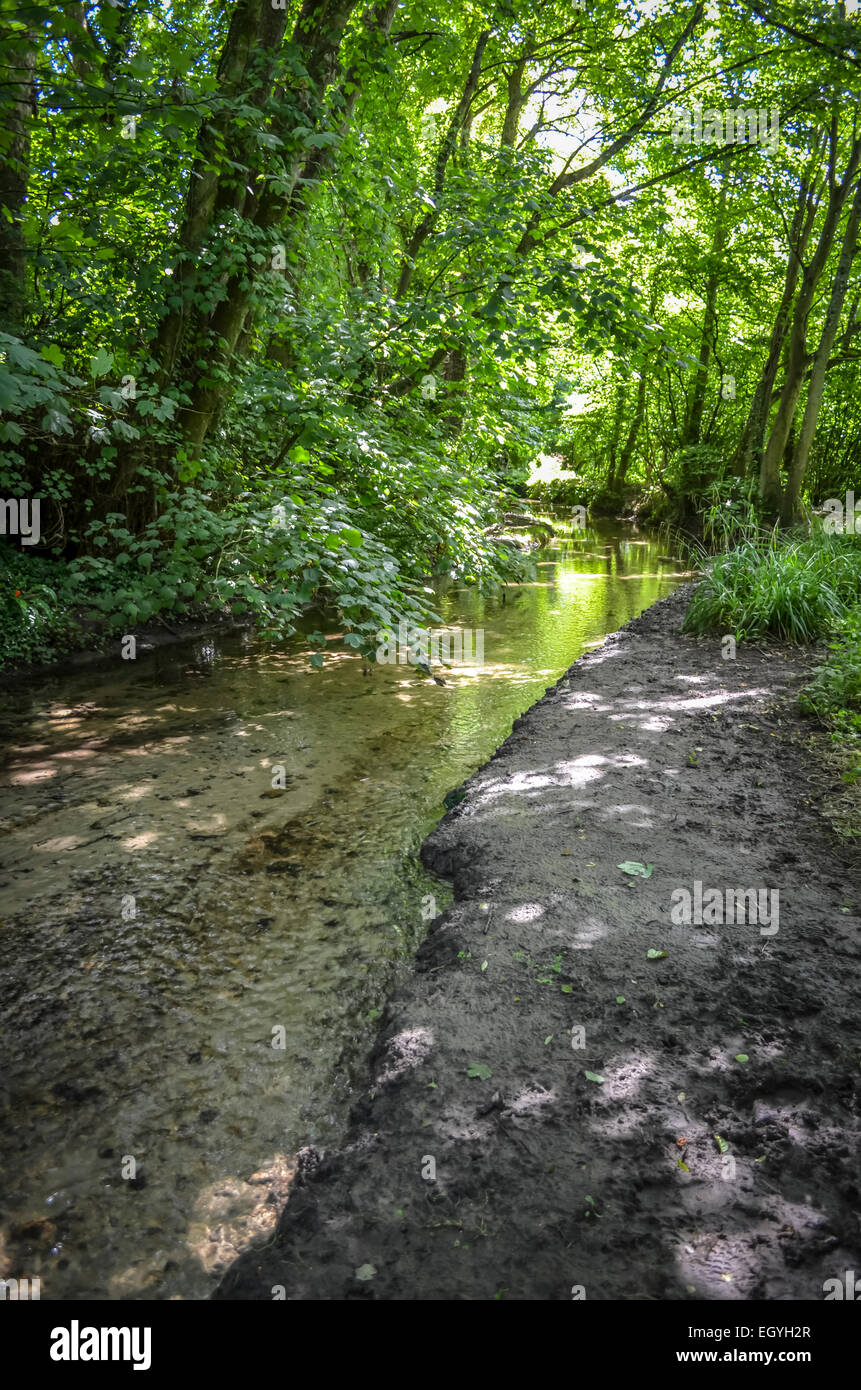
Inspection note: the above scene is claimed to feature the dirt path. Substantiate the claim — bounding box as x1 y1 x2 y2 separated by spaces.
215 588 860 1301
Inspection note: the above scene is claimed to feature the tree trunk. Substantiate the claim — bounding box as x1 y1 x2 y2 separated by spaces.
616 371 647 485
163 0 360 452
395 30 489 300
441 345 468 433
731 152 820 479
682 179 729 447
760 132 861 512
501 54 529 148
781 173 861 523
0 22 36 333
154 0 285 386
606 382 626 488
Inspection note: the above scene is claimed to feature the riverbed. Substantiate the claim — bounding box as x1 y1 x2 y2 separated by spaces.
0 518 684 1299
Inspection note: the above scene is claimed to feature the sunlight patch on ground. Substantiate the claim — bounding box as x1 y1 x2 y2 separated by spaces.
505 903 545 923
600 802 653 828
378 1027 435 1086
600 1052 658 1102
507 1085 557 1115
34 834 85 852
121 831 160 850
569 915 610 948
118 783 153 801
9 767 58 784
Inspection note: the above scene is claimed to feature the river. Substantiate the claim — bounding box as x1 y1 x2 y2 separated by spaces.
0 517 686 1299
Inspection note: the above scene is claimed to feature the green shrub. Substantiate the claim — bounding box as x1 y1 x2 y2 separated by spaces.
683 532 861 643
0 547 81 668
526 475 590 506
800 603 861 719
800 604 861 787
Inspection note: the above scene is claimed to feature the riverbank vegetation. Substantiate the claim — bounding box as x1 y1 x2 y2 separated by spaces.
682 518 861 820
1 0 860 701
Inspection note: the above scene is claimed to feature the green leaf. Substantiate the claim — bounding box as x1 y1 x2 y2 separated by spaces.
584 1071 605 1084
618 861 654 878
466 1063 492 1080
342 527 362 548
560 983 573 993
40 344 64 368
42 409 73 436
616 995 626 1004
714 1134 728 1154
646 949 668 960
89 348 114 378
309 652 324 668
734 1054 749 1064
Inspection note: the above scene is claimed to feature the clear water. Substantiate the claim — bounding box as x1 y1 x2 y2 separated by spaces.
0 517 685 1299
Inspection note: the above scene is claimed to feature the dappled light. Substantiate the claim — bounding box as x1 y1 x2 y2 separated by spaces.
2 0 859 1326
0 521 684 1299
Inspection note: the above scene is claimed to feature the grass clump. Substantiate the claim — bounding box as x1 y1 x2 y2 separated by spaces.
800 603 861 795
683 530 861 643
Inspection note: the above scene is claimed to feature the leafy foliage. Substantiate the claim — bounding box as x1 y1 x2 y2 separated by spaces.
800 603 861 789
2 0 861 670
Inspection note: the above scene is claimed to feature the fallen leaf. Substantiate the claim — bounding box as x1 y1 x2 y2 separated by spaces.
618 860 654 878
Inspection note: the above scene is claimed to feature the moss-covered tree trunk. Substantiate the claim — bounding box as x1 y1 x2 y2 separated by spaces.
155 0 359 453
0 23 36 334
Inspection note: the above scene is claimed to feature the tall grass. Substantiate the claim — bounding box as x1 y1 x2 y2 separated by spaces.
799 603 861 791
683 529 861 643
700 480 761 552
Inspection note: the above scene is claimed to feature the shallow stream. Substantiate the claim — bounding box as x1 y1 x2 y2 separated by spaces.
0 517 684 1299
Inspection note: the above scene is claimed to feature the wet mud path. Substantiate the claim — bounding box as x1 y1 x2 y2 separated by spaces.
216 588 860 1301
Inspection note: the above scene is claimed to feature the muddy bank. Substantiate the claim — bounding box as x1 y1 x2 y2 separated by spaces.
209 585 857 1299
0 612 248 688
